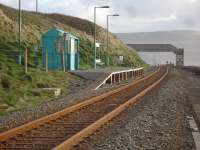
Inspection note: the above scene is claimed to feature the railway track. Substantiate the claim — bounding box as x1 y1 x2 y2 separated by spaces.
0 67 168 150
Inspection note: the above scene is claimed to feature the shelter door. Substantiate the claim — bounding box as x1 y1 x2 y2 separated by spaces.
70 39 75 70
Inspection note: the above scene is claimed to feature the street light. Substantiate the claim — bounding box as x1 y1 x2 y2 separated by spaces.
106 14 119 66
93 6 110 69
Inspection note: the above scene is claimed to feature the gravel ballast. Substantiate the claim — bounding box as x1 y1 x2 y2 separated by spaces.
0 77 110 132
1 68 197 150
77 69 196 150
0 70 142 132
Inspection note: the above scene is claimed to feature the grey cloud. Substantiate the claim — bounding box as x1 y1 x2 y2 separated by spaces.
118 5 137 17
181 17 196 28
0 0 200 32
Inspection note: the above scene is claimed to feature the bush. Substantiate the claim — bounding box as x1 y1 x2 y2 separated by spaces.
22 74 33 82
0 74 11 89
36 82 50 88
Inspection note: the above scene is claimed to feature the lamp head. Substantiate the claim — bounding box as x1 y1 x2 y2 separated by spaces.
100 6 110 8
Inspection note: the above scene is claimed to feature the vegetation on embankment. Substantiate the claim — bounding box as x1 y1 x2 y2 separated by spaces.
0 3 148 115
0 54 83 115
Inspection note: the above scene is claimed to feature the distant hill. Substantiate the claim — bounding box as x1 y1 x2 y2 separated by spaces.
116 30 200 66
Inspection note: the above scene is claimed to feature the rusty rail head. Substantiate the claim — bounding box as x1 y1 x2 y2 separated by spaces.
54 68 168 150
0 68 160 142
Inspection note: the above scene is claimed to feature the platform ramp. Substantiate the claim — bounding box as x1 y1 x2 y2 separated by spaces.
70 70 109 81
70 68 144 90
94 68 144 90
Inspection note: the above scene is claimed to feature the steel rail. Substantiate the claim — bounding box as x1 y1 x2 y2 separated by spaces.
54 68 168 150
0 69 160 142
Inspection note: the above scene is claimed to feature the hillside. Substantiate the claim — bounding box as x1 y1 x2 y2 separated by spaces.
0 3 145 68
116 30 200 66
0 4 146 115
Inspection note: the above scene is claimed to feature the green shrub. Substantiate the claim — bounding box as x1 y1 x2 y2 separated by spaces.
0 74 11 89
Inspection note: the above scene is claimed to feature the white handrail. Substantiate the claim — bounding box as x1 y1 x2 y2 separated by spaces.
94 67 144 90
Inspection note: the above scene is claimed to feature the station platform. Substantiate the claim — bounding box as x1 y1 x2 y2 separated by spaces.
70 67 144 90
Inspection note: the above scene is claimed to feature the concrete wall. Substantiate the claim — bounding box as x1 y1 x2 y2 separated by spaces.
127 44 184 67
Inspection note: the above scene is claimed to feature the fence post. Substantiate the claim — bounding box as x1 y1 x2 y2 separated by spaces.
45 50 48 72
24 48 28 73
62 50 65 72
18 55 22 65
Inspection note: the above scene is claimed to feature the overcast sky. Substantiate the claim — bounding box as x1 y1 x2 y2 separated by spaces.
0 0 199 33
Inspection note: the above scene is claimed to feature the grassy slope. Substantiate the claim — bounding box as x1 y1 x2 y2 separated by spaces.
0 4 147 115
0 4 145 68
0 54 81 115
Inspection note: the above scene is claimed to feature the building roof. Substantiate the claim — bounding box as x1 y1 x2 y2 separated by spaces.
127 44 183 54
42 27 79 40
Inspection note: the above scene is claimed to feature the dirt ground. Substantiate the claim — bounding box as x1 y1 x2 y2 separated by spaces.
76 68 199 150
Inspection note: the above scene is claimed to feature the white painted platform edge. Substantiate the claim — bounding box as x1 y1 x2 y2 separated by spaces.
192 132 200 150
189 120 199 132
187 116 200 150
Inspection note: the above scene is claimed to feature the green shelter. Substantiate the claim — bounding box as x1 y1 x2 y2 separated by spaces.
42 28 79 71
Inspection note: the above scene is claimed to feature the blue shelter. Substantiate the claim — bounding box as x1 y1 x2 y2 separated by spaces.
42 28 79 71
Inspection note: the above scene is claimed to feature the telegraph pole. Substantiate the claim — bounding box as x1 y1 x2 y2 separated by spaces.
18 0 22 65
106 15 109 64
36 0 38 13
94 7 96 69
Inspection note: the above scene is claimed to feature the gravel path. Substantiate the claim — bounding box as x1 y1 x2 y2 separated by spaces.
77 69 196 150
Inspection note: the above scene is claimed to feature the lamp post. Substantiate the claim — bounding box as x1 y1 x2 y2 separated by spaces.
18 0 22 65
106 14 119 66
93 6 109 69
